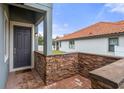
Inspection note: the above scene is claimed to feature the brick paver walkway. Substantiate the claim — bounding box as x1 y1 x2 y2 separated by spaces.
6 69 91 89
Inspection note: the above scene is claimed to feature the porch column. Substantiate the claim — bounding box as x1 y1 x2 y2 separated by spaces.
0 4 9 88
34 25 38 51
43 9 52 55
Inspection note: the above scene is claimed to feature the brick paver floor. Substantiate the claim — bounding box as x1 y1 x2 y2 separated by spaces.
6 69 91 89
43 75 91 89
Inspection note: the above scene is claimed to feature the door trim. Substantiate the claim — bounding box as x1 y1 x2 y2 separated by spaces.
10 21 35 72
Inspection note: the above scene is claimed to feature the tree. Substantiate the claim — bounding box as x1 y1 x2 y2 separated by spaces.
38 34 43 45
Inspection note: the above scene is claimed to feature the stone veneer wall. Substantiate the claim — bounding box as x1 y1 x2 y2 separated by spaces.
78 53 120 78
34 51 46 84
34 51 121 86
46 53 79 85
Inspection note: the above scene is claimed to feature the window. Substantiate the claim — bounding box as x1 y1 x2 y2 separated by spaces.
69 40 75 49
108 37 118 52
4 11 9 63
59 41 61 47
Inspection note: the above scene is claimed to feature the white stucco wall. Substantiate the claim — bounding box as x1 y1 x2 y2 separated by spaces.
119 35 124 47
59 41 77 52
0 4 9 88
59 35 124 56
75 37 108 55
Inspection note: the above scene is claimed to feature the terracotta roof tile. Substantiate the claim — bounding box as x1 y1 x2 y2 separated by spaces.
56 21 124 41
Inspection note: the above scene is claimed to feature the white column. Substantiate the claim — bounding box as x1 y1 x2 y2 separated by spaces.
43 9 52 55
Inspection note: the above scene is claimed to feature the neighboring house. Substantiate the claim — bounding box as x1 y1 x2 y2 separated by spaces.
55 21 124 56
0 3 52 88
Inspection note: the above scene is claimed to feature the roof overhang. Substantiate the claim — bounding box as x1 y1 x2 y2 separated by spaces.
8 4 45 25
56 32 124 41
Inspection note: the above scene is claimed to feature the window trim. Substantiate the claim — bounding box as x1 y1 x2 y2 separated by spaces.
108 37 119 52
4 10 9 63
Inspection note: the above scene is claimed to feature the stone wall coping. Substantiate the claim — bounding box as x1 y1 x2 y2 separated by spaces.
34 51 123 59
89 59 124 88
34 51 46 56
78 52 123 59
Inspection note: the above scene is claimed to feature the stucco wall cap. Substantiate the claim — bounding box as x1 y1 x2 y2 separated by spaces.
90 59 124 87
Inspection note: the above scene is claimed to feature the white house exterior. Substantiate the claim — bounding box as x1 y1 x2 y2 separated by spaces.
56 21 124 56
58 35 124 56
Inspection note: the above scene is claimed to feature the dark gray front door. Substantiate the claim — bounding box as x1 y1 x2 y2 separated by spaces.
14 26 31 68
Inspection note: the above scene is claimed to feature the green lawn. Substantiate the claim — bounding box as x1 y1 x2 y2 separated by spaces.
52 50 65 54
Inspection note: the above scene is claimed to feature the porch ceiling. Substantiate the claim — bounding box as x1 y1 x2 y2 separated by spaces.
9 5 44 25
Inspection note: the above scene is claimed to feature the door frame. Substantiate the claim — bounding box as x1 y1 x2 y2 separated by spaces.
9 21 35 72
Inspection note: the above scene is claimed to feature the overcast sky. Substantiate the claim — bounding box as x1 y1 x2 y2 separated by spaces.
38 3 124 38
